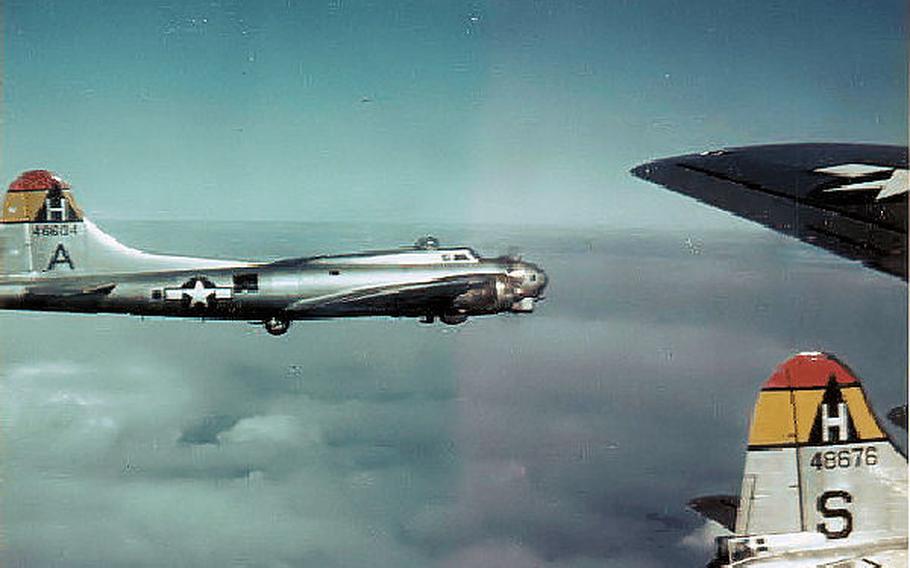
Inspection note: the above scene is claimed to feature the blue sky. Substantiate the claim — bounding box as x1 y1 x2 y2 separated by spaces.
3 0 907 226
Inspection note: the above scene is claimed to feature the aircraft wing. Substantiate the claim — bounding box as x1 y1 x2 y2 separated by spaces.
631 143 908 280
286 275 489 316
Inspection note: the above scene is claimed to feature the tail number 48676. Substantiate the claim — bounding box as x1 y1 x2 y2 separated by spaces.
810 447 877 471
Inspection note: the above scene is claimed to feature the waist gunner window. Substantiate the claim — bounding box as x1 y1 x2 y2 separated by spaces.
233 273 259 293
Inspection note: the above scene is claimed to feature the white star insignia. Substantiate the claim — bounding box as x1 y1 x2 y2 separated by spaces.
184 279 214 308
817 163 908 201
164 279 233 307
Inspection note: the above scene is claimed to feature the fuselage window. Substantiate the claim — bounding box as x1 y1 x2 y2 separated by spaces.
151 289 163 300
329 270 340 276
442 254 453 262
233 273 259 293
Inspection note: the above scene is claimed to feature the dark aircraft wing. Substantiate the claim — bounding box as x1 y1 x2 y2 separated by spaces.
631 143 908 280
688 495 738 532
287 275 489 316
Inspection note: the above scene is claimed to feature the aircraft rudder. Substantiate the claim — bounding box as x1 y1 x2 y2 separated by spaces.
737 351 906 538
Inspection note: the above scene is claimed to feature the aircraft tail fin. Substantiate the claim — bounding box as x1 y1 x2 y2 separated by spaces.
736 352 906 541
0 170 242 277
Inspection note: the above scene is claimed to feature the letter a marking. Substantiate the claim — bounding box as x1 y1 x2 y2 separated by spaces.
47 243 74 270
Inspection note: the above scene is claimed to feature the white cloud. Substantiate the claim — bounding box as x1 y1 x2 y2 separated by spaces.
680 519 731 553
439 540 547 568
0 228 904 568
217 414 315 445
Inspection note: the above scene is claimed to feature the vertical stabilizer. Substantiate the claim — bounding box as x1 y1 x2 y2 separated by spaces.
737 352 906 542
0 170 244 277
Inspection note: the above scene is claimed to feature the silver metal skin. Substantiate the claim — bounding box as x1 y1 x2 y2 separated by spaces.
0 171 546 335
0 239 547 336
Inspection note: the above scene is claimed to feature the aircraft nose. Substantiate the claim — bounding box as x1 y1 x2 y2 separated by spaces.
522 263 547 298
506 262 547 313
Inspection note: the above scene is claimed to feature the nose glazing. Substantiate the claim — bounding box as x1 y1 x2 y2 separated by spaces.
535 267 548 295
521 263 547 297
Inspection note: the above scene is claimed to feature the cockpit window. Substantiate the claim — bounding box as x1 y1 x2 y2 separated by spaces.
453 253 469 261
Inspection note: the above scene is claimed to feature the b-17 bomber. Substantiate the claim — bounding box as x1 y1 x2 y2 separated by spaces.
0 170 547 335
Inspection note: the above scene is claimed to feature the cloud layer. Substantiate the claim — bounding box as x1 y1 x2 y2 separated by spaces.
0 224 905 567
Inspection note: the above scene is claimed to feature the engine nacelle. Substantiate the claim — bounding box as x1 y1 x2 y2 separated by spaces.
452 276 518 314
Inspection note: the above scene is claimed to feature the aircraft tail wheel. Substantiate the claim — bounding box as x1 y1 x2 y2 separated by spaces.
264 316 290 336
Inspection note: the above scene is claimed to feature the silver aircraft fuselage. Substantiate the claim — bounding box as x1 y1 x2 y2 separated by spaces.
0 244 547 335
0 170 547 335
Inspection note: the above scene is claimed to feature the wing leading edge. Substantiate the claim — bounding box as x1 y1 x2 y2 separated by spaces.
632 143 908 280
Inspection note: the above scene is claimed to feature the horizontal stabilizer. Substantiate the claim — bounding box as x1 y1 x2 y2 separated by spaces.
689 495 738 531
887 405 908 430
26 282 116 298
